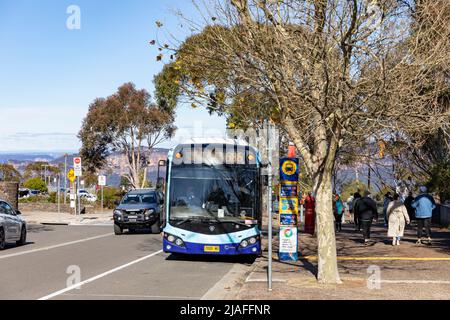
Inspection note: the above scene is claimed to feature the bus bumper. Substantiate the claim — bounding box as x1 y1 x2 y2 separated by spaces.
163 239 261 256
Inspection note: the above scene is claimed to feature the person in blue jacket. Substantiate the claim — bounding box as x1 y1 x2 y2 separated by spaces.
412 186 436 245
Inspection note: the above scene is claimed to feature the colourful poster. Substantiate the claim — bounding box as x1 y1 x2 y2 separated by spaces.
279 226 298 261
279 197 298 214
279 214 298 226
280 183 298 197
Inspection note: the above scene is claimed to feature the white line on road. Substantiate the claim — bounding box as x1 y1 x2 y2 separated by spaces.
38 250 163 300
379 280 450 284
0 233 113 260
60 293 200 300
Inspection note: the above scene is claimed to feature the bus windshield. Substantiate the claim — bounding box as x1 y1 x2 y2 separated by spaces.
169 165 258 222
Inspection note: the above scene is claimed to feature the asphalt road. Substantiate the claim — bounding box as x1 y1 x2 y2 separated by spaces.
0 224 249 300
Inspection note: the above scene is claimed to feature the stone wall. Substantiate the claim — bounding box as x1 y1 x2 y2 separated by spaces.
19 202 72 213
18 202 101 214
0 182 19 210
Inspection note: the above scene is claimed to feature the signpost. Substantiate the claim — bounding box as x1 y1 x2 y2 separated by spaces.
67 169 76 213
73 157 82 177
73 157 82 215
279 157 299 261
98 175 106 212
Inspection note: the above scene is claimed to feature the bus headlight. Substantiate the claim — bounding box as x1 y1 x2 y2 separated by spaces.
164 233 185 248
240 240 249 248
239 236 259 248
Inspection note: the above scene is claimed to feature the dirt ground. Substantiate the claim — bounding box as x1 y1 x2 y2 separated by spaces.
235 218 450 300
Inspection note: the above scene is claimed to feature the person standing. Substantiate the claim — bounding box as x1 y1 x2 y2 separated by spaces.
346 194 354 224
403 191 415 223
383 192 393 227
387 193 410 246
354 190 378 245
333 194 345 232
353 192 362 231
412 186 436 245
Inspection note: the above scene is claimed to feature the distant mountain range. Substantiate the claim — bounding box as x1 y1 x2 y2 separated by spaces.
0 153 64 163
0 149 171 187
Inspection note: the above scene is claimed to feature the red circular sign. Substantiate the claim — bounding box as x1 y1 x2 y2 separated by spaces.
74 158 81 164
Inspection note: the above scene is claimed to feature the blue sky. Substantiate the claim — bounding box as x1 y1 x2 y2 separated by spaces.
0 0 226 152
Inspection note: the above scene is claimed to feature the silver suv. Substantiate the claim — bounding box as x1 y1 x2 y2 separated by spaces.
0 200 27 250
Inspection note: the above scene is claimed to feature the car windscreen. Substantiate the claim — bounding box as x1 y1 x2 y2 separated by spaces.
121 193 156 204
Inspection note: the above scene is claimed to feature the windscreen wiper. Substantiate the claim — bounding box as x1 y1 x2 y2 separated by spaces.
173 216 210 226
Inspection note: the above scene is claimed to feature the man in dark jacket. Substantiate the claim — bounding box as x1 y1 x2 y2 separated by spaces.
353 192 362 231
354 190 378 245
403 192 415 223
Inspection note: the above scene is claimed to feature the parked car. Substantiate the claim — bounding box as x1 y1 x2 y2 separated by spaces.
18 188 30 198
78 189 97 202
0 199 27 250
113 188 164 235
67 189 97 202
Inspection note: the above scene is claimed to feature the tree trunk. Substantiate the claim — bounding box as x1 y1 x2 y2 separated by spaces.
314 170 342 284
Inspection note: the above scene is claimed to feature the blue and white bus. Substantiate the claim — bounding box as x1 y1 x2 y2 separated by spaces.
162 138 262 256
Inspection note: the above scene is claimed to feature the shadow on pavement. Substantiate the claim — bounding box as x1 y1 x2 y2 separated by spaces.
27 225 55 233
166 253 257 265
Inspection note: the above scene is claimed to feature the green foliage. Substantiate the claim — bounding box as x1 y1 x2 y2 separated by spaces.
78 82 176 188
154 62 181 112
427 161 450 202
23 162 59 180
340 180 369 202
0 164 22 182
102 187 125 209
19 195 50 203
23 177 48 193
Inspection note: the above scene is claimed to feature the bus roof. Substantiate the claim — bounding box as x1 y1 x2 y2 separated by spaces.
180 137 251 146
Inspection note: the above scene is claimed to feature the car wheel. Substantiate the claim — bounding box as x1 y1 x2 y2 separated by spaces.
114 224 123 235
0 228 5 250
16 225 26 246
151 220 160 234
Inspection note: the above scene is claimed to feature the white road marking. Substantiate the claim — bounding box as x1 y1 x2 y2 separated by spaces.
60 293 200 300
0 233 113 260
379 280 450 284
38 250 163 300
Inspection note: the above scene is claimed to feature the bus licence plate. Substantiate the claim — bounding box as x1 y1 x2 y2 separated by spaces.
204 246 220 252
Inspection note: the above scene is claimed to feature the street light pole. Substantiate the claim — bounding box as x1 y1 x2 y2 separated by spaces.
266 121 273 292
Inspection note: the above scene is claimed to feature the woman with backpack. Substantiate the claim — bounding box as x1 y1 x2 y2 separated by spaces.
387 193 410 246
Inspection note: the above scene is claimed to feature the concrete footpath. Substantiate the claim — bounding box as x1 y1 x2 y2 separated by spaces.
230 218 450 300
21 210 113 226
